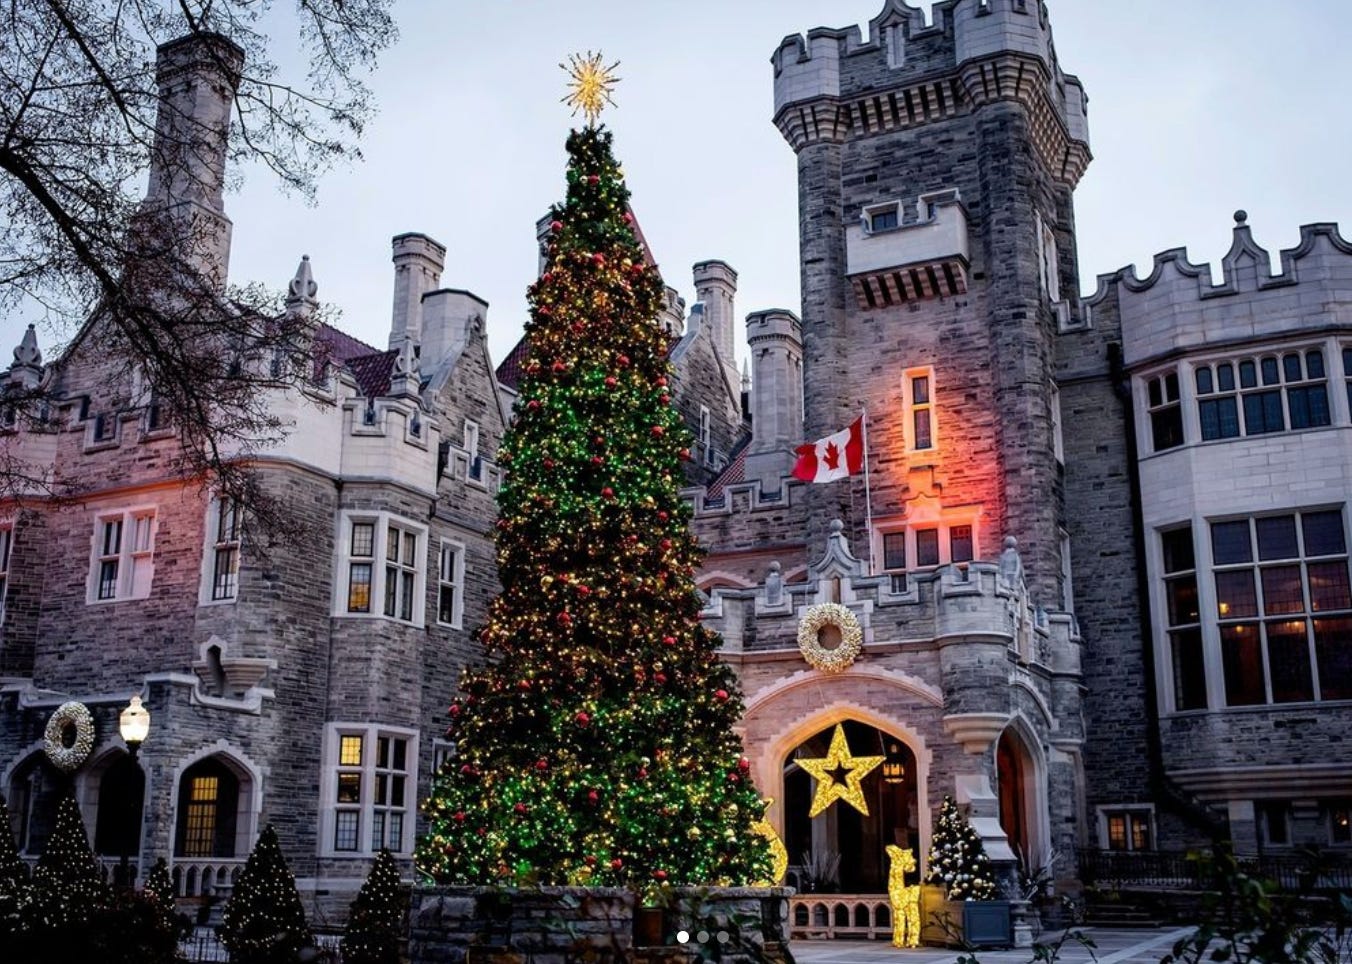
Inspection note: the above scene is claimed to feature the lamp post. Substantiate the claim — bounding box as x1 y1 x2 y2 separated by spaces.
117 694 150 889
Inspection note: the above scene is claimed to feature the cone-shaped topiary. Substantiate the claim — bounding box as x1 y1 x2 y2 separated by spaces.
925 795 997 900
0 796 32 941
143 856 174 913
220 824 313 964
32 791 110 928
340 849 405 964
415 123 770 891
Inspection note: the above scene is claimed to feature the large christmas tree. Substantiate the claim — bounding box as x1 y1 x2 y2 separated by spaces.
416 84 769 890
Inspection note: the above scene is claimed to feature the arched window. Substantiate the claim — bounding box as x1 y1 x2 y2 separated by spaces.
94 755 145 857
174 757 241 857
7 753 61 855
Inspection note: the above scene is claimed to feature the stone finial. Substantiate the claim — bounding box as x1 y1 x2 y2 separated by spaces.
998 535 1024 588
741 359 751 393
391 333 422 399
12 324 41 368
1234 210 1248 226
285 255 318 317
765 560 783 606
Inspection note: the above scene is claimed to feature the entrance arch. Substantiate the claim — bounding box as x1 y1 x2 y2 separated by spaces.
995 717 1049 870
781 719 918 893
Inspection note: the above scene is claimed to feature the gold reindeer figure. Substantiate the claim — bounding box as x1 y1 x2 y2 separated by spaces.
886 844 921 948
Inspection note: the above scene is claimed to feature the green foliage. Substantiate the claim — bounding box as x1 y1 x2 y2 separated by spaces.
926 795 997 901
1161 849 1352 964
221 824 314 964
340 849 405 964
415 124 770 891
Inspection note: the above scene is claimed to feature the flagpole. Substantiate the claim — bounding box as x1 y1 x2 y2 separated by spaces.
861 409 876 575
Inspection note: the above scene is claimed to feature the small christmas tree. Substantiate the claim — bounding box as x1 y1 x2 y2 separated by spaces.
415 96 769 888
143 857 175 913
32 792 110 927
340 849 405 964
926 795 997 900
220 824 313 964
0 797 32 941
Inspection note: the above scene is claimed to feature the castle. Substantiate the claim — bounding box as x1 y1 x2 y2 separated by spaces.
2 0 1350 923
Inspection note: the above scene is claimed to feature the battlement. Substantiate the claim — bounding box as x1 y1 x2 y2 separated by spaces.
1084 215 1352 365
773 0 1087 164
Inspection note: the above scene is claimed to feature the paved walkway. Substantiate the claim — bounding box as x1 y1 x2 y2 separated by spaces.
789 927 1193 964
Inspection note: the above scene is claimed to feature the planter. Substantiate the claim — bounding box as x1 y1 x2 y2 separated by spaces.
962 899 1013 948
920 884 964 946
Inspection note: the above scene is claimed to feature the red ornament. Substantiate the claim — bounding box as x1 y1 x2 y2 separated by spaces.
715 689 729 702
651 425 665 437
591 456 604 466
552 360 567 373
536 758 549 770
550 219 563 232
653 870 668 881
610 858 623 870
738 757 751 772
453 811 466 823
519 679 532 691
584 855 597 866
657 511 669 522
623 212 634 224
658 394 670 405
617 354 630 366
660 539 672 551
605 376 617 388
588 174 600 185
678 448 691 461
460 763 478 777
655 376 667 387
728 772 741 783
542 271 553 282
543 458 555 470
557 611 573 627
601 486 615 499
514 802 528 814
593 253 606 266
527 399 541 411
575 711 591 727
662 635 677 647
449 703 461 717
577 584 592 596
587 789 600 805
637 767 648 779
654 672 667 685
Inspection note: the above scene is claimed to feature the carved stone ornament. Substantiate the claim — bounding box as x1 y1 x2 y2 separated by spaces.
797 602 863 673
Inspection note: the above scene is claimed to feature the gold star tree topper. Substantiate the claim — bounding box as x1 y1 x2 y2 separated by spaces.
798 724 885 818
561 51 621 126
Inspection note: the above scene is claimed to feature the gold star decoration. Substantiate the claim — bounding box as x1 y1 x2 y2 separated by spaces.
798 724 884 818
561 51 621 126
751 798 790 886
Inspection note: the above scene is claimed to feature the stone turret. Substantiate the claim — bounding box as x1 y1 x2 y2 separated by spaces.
388 233 446 350
743 309 803 489
691 261 741 395
141 32 245 287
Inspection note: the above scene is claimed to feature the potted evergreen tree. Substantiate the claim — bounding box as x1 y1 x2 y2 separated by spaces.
220 824 314 964
923 796 1009 947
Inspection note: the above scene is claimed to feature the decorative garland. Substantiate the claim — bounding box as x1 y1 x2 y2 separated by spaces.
44 701 95 773
797 603 863 673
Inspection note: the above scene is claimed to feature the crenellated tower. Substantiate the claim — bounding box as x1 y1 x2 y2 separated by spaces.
773 0 1090 604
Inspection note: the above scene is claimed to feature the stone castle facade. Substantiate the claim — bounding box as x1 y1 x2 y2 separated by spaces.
2 0 1350 919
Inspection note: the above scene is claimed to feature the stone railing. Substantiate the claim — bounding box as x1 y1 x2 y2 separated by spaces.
789 894 893 940
172 857 246 898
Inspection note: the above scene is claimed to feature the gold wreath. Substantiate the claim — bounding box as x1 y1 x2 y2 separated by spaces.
43 701 95 773
797 603 863 673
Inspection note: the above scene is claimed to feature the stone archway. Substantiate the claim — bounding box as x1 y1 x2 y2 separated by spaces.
739 667 944 884
995 717 1049 871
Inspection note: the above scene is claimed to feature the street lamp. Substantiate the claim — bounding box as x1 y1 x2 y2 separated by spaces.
117 694 150 888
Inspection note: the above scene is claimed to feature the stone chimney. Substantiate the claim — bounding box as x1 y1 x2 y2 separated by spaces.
388 233 446 349
743 309 803 489
141 32 245 287
420 288 488 373
692 261 740 391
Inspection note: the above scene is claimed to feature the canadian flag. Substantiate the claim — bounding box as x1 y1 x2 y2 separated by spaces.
792 416 865 484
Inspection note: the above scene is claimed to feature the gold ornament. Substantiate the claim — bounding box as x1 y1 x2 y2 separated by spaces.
886 845 921 948
561 51 621 126
798 724 883 817
797 603 863 673
751 799 790 886
43 700 95 773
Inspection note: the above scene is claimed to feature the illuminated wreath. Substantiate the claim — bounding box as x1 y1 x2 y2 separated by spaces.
797 603 863 673
44 701 95 773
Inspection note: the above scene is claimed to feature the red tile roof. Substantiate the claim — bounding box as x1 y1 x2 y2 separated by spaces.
315 324 397 397
704 435 751 503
